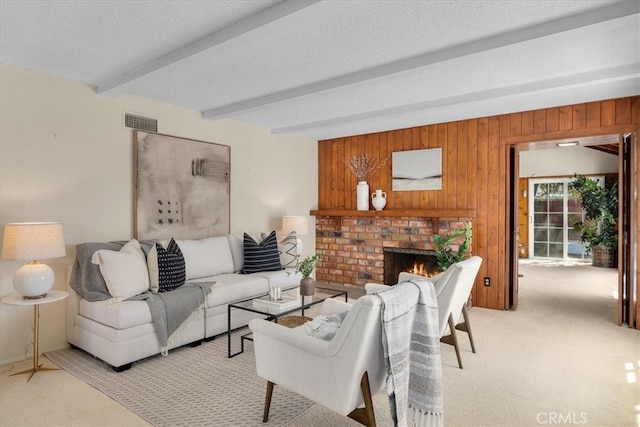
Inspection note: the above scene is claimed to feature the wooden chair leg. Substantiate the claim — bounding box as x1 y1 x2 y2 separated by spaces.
440 313 463 369
263 381 274 422
456 304 476 353
347 371 377 427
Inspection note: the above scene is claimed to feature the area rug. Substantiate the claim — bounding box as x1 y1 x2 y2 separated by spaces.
286 392 391 427
45 331 314 427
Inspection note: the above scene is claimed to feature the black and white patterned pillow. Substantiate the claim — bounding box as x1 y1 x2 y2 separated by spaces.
242 231 283 274
278 231 298 268
260 231 298 268
148 238 186 293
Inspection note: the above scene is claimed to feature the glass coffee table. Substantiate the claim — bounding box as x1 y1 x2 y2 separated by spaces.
227 286 347 358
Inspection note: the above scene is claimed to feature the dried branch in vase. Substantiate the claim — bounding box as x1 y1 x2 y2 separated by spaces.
344 153 390 182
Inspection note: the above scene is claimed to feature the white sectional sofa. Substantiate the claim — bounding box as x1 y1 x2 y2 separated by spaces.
66 234 301 371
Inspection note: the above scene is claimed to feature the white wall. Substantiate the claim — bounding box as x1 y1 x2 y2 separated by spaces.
520 146 618 177
0 64 318 365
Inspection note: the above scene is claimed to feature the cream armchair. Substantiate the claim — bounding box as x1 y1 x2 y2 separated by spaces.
248 288 385 426
398 256 483 368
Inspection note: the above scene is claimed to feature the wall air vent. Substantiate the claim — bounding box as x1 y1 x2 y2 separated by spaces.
124 112 158 132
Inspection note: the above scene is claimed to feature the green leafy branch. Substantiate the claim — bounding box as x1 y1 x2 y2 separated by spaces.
569 174 618 253
434 223 471 271
295 253 322 278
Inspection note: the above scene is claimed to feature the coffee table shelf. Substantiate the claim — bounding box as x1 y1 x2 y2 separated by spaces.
227 286 347 358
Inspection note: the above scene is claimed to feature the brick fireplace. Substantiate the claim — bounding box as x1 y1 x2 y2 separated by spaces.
314 215 471 288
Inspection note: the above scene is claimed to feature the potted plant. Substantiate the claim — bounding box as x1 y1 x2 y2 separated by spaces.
296 253 322 296
569 174 618 268
434 223 471 272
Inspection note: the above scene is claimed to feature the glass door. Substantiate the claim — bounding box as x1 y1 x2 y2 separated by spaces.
530 180 565 258
529 177 603 260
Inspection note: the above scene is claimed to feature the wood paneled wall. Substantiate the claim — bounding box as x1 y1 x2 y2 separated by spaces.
317 96 640 310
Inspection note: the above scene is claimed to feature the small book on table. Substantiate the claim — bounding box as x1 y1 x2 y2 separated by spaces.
253 294 300 311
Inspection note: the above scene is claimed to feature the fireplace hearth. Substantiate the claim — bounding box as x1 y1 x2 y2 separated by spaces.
383 247 439 285
313 215 470 287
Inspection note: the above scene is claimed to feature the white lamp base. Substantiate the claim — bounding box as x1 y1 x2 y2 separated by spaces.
13 262 55 298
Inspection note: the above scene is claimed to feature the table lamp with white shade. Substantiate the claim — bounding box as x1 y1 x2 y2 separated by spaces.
281 216 308 255
2 222 66 298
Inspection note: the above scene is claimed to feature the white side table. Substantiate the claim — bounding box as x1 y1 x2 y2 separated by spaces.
2 290 68 381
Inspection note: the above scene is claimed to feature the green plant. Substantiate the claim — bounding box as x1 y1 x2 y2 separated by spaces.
295 253 322 278
434 223 471 271
569 174 618 253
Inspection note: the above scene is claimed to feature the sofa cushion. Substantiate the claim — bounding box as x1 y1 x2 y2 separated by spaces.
74 312 155 342
90 239 150 303
242 231 283 274
189 273 270 308
176 236 235 280
148 238 186 293
252 268 301 289
79 298 153 329
227 234 244 272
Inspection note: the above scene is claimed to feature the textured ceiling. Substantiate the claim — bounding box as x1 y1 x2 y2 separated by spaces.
1 0 638 141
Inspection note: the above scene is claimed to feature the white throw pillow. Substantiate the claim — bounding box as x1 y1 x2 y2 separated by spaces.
176 236 235 280
91 239 150 302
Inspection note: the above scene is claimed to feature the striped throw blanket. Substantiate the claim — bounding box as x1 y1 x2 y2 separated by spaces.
375 280 443 427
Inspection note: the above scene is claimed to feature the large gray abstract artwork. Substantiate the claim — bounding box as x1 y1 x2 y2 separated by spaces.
135 131 230 240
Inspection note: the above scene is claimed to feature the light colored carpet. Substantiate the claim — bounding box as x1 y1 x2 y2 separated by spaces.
434 261 639 427
289 262 640 426
0 356 149 426
44 335 314 427
1 262 638 426
286 392 390 427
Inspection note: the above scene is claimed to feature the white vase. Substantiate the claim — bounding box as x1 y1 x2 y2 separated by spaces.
371 189 387 211
357 181 369 210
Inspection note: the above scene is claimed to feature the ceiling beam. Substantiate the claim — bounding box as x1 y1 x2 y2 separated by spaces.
203 0 640 120
270 64 640 135
96 0 324 95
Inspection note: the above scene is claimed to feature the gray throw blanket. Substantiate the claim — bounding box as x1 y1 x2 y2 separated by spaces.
128 282 214 355
69 241 155 302
376 280 443 427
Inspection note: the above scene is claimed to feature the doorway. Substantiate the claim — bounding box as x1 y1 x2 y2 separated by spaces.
509 136 622 317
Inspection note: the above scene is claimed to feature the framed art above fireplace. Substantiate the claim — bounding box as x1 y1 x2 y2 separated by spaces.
392 148 442 191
